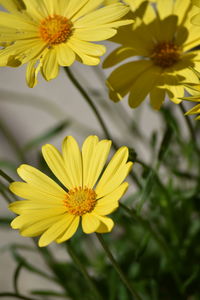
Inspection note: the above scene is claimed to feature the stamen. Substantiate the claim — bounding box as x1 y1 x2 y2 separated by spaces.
39 14 72 45
64 187 97 216
150 42 181 68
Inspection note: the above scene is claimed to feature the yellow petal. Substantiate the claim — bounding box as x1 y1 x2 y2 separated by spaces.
95 146 129 197
74 28 117 41
16 164 66 195
42 49 59 81
71 0 103 21
38 214 71 247
82 213 100 234
9 199 65 214
106 60 153 102
94 182 128 215
62 136 82 188
96 162 132 198
74 4 130 28
42 144 74 190
9 182 65 204
82 135 99 186
150 87 166 110
56 43 76 66
56 216 80 243
95 215 114 233
128 65 161 108
83 139 111 188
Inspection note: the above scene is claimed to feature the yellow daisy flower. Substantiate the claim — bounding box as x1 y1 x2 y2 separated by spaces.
103 0 200 110
0 0 132 87
9 135 133 247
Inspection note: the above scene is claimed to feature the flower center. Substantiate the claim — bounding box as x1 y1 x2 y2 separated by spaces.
64 187 97 216
39 14 72 45
150 42 181 68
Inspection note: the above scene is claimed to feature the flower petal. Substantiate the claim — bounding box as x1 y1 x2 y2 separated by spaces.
62 136 82 188
94 182 128 215
56 216 80 243
95 215 114 233
95 146 129 197
42 144 74 190
82 213 100 234
38 214 72 247
82 139 111 188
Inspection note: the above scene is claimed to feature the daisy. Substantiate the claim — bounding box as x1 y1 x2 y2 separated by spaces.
103 0 200 110
0 0 132 87
9 135 133 247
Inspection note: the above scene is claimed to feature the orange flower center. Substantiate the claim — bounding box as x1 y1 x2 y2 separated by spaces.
150 42 181 68
39 14 72 45
64 187 97 216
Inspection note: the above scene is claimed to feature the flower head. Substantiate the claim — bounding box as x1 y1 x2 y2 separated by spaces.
9 135 133 247
0 0 132 87
104 0 200 110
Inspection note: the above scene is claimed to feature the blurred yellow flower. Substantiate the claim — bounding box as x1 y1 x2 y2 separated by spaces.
0 0 132 87
9 136 133 247
104 0 200 110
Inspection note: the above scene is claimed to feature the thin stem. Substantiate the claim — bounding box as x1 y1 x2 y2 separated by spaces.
64 67 113 143
95 233 142 300
0 119 26 163
0 181 12 204
0 169 14 184
66 242 103 300
0 293 38 300
13 263 23 294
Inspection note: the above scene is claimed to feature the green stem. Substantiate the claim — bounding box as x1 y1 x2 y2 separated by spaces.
0 293 38 300
66 242 103 300
64 67 113 144
0 119 26 163
96 233 142 300
0 169 14 184
0 181 12 204
13 263 23 294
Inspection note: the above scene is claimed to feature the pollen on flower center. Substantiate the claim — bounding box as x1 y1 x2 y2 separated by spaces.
64 187 97 216
39 14 72 45
150 42 181 68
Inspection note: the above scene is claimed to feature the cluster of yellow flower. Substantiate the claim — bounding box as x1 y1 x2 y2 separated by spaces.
1 0 200 246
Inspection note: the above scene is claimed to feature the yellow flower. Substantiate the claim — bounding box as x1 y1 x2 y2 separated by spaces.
104 0 200 110
0 0 132 87
9 136 133 247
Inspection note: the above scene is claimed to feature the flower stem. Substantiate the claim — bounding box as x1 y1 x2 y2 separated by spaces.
66 242 103 300
64 67 113 143
95 233 142 300
0 293 38 300
0 168 14 184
